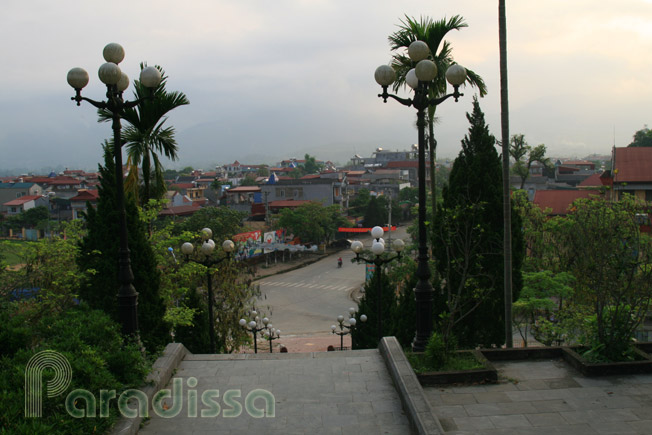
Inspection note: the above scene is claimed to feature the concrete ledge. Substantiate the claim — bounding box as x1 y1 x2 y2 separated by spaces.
110 343 188 435
379 337 443 435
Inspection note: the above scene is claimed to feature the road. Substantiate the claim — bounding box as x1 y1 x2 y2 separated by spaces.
256 226 411 338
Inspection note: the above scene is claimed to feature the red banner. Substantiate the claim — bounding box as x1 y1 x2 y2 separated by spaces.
337 226 397 233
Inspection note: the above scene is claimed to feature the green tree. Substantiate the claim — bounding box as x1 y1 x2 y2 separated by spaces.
557 196 652 361
3 206 50 232
100 65 189 205
509 134 551 189
388 15 487 227
434 98 524 348
363 196 386 228
173 206 246 237
628 126 652 147
278 202 347 245
77 147 168 350
239 174 258 186
302 153 323 175
514 271 574 347
351 268 397 349
350 188 371 216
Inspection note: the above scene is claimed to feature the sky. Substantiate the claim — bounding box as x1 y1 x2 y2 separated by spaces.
1 0 652 174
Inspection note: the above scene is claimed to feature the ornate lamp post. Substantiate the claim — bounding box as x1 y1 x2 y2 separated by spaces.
181 228 235 353
351 226 404 343
239 309 271 354
331 308 367 350
67 43 162 336
263 325 281 353
374 40 467 352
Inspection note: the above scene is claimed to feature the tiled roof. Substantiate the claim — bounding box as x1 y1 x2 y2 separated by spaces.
0 182 36 189
613 147 652 183
533 189 603 215
3 195 45 206
70 190 99 202
578 173 604 187
158 205 201 216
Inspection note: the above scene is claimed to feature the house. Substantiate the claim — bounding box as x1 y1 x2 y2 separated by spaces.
533 189 603 216
69 189 99 219
2 195 49 216
609 146 652 202
225 186 261 213
259 175 346 209
0 182 44 207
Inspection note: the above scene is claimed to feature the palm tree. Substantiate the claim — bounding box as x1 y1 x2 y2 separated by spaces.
100 64 189 205
388 15 487 230
499 0 514 348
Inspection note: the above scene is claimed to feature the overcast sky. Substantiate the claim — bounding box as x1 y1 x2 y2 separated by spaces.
1 0 651 173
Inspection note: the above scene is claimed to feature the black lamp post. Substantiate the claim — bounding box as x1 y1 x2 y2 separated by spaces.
181 228 235 354
67 43 162 336
351 226 404 343
374 40 467 352
331 308 367 350
263 324 281 353
239 310 270 354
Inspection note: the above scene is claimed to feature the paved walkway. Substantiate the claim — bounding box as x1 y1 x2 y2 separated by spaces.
424 358 652 434
138 349 411 435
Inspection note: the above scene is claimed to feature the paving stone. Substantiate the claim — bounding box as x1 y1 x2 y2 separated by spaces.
489 414 532 428
525 411 567 426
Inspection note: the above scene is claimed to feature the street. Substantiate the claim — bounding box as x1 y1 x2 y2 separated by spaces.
256 226 411 338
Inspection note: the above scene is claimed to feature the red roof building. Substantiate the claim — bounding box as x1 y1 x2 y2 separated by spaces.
611 147 652 202
533 189 603 216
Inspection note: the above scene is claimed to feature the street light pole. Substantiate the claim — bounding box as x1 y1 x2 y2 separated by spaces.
67 43 162 336
374 41 467 352
331 308 367 350
351 226 404 343
181 228 235 353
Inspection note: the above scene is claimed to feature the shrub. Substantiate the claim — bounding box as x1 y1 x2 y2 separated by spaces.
0 303 150 434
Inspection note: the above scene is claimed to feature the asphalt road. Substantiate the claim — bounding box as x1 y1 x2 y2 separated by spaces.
257 226 411 337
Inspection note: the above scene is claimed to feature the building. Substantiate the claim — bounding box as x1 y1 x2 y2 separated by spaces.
609 146 652 202
2 195 49 216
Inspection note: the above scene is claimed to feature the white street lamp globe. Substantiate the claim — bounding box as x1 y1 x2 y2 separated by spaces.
406 68 419 89
251 310 258 317
201 228 212 240
348 307 356 316
350 240 364 254
201 241 214 255
331 325 337 331
181 242 193 255
360 314 368 322
98 62 122 85
103 43 125 64
415 59 437 82
337 315 344 323
276 330 280 336
267 323 273 329
371 241 385 256
207 239 216 249
371 226 384 240
140 66 162 88
239 318 246 327
446 64 467 86
222 239 235 253
262 317 269 325
117 72 130 92
392 238 405 252
263 330 270 338
408 40 430 62
374 65 396 87
248 321 257 329
67 67 89 90
349 318 357 326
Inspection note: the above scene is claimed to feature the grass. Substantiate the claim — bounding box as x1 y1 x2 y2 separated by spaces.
0 239 34 266
406 351 486 374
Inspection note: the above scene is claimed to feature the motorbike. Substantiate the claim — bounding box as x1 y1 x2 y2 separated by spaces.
337 258 343 268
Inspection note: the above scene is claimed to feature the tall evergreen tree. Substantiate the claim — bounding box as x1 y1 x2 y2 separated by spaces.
351 268 396 349
78 146 168 350
434 98 523 347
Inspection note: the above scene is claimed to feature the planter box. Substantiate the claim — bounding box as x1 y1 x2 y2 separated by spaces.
415 350 498 386
560 345 652 377
412 343 652 385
